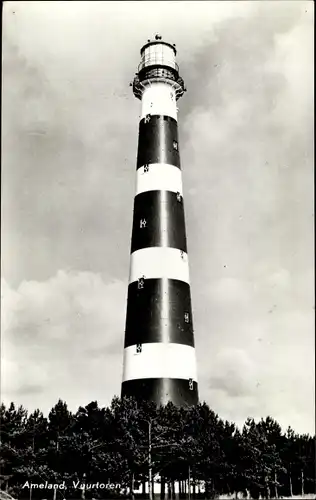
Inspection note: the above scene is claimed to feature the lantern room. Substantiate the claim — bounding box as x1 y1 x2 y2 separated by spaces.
132 34 185 101
139 34 178 72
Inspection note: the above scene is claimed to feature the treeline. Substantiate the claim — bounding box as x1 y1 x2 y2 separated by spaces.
0 397 315 500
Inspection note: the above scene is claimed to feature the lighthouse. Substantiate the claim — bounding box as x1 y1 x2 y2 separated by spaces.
121 35 198 406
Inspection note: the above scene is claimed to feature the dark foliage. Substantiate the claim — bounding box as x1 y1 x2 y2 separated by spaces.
0 399 315 499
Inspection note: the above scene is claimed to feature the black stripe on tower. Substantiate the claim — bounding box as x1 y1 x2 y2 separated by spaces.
124 279 194 348
131 190 187 253
121 379 199 406
136 115 180 169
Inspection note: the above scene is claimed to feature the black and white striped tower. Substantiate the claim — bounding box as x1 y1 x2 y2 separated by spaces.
121 35 198 406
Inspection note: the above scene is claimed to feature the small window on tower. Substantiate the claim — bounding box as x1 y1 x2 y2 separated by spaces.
136 344 142 353
189 378 194 390
138 277 145 289
144 164 149 173
140 218 147 228
184 312 190 323
173 140 178 151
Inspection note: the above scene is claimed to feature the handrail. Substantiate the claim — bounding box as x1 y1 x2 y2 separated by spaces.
133 75 185 101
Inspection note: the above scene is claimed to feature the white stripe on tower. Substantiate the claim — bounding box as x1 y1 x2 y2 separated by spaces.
136 163 183 196
122 343 198 382
129 247 190 285
141 83 177 121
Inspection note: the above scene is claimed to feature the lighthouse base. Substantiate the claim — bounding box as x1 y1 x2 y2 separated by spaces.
121 378 198 406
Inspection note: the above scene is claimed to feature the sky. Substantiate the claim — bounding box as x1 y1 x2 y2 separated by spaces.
1 0 314 435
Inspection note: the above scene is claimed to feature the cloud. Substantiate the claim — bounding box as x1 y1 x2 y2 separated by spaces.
209 349 256 398
174 1 314 433
1 1 314 434
1 271 126 414
195 278 314 433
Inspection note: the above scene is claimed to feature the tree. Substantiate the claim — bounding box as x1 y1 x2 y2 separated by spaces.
1 399 315 499
0 403 28 495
